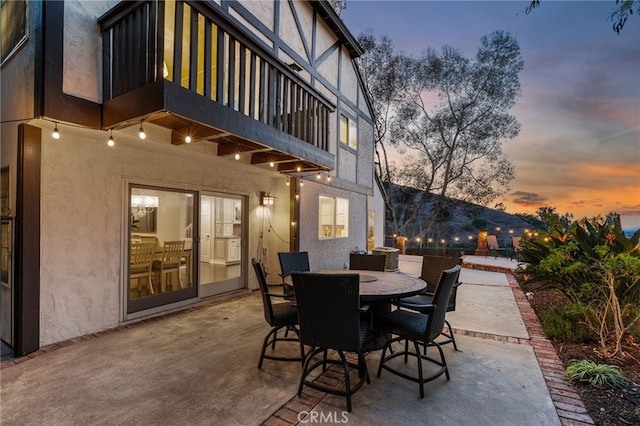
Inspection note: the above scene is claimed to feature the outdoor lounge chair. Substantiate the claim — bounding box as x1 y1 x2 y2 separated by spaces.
486 235 506 258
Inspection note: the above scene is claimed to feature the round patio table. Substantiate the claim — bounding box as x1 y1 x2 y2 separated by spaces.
307 270 426 302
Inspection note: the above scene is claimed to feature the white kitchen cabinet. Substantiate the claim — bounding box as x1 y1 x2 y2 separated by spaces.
213 237 241 264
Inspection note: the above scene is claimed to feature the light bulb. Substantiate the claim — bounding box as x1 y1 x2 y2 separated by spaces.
269 161 274 167
107 131 115 147
138 125 146 139
286 178 290 186
326 175 331 182
296 166 301 172
300 179 304 187
316 172 321 179
234 153 240 160
185 135 192 143
52 124 60 139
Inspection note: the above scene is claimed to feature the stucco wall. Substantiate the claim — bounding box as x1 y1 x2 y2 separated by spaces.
38 121 290 345
298 181 367 270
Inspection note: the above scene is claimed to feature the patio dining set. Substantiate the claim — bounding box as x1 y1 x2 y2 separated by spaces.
252 252 463 412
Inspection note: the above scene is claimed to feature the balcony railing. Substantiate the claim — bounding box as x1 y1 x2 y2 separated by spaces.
100 0 330 151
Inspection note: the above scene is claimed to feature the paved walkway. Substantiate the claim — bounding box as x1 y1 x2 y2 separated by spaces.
1 256 594 425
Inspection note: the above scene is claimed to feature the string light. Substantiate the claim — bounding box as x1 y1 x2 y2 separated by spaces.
52 123 60 139
107 129 115 147
138 122 146 140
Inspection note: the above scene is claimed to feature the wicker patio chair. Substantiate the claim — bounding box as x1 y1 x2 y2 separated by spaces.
349 253 386 271
395 255 463 350
291 272 378 412
252 259 304 369
376 265 462 398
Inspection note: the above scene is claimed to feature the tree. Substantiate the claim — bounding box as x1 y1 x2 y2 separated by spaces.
526 0 639 34
359 31 522 244
535 206 574 232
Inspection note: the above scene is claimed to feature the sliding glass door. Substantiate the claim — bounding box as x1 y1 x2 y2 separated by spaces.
127 185 197 314
198 193 245 298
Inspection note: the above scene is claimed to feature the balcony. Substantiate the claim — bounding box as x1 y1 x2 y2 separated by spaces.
99 0 333 173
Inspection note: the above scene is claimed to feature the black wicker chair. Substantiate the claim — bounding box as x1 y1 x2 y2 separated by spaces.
349 253 386 271
376 265 462 398
278 251 310 294
291 272 377 412
252 259 305 369
395 256 463 350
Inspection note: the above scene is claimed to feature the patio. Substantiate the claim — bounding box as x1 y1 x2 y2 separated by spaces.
0 256 583 425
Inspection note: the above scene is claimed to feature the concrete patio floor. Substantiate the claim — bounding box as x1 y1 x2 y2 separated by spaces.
0 256 590 425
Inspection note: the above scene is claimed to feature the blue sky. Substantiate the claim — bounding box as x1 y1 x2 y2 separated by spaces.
341 1 640 229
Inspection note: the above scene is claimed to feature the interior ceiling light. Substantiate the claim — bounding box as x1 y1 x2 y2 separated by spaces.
52 123 60 139
138 122 146 140
107 129 115 147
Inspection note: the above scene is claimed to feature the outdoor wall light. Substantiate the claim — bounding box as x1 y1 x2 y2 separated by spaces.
52 122 60 139
107 129 115 147
260 191 274 206
138 122 146 140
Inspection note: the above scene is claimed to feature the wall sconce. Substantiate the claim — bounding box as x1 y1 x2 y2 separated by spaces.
260 191 274 206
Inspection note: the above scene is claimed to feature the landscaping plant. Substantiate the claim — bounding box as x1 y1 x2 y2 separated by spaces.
564 359 629 389
521 216 640 358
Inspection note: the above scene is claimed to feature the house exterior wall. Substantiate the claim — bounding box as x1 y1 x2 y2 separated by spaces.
1 0 381 349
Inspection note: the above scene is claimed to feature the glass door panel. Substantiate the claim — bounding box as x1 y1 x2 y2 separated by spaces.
127 185 196 314
199 193 245 297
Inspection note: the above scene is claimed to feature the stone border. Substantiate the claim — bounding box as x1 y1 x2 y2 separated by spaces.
506 272 595 426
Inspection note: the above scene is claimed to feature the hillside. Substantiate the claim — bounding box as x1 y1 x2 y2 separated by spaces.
383 186 535 249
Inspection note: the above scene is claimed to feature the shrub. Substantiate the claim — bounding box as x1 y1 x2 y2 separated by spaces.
541 303 594 343
564 359 629 389
521 216 640 358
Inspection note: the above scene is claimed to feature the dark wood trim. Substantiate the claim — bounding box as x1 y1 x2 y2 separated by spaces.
287 0 311 63
15 124 41 356
41 0 101 128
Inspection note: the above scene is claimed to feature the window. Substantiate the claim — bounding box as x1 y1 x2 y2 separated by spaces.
319 196 349 239
1 0 27 65
339 114 358 149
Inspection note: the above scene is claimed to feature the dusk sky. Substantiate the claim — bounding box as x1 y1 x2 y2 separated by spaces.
341 1 640 230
